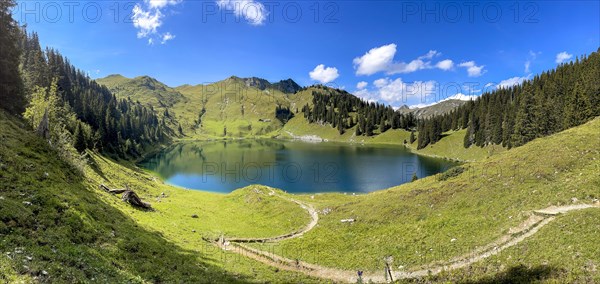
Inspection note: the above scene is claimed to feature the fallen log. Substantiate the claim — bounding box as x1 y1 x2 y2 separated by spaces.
99 184 152 209
121 187 152 209
99 184 128 194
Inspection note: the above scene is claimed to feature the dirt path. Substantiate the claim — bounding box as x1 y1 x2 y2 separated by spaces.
220 201 599 283
224 191 318 243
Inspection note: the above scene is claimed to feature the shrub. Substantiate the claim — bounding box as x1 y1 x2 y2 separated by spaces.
438 166 466 181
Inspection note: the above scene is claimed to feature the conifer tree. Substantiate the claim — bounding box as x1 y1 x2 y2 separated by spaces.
0 0 25 115
511 87 537 147
73 122 86 152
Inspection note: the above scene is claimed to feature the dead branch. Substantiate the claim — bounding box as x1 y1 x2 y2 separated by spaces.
99 184 128 194
99 184 152 209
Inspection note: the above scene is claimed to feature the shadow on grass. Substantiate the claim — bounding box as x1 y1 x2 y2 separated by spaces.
462 264 560 284
86 150 109 181
0 113 254 283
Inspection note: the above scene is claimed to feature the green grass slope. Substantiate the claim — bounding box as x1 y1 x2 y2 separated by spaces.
97 74 187 109
281 115 500 161
173 77 292 138
252 116 600 281
404 129 505 162
0 110 319 283
86 153 310 239
421 209 600 283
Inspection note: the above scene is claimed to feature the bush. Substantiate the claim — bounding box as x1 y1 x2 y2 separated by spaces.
438 166 466 181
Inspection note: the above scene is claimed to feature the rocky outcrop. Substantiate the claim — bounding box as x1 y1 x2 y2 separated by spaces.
240 77 302 94
273 79 302 94
243 77 271 90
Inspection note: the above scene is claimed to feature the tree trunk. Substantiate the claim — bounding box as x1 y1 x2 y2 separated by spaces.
99 184 152 209
36 108 50 140
121 186 152 209
99 184 128 194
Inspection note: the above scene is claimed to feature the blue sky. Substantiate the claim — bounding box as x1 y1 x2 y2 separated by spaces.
14 0 600 107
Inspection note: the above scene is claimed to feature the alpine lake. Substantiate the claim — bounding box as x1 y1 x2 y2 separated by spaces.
140 139 459 194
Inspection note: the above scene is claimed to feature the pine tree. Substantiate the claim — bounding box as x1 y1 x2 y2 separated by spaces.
73 122 86 152
379 118 386 133
19 31 170 158
338 120 345 135
564 81 593 128
511 88 537 147
0 0 26 115
431 119 442 144
463 112 475 148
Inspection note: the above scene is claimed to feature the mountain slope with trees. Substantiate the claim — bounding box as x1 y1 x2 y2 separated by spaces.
299 85 417 136
418 50 600 150
398 99 468 118
17 30 171 159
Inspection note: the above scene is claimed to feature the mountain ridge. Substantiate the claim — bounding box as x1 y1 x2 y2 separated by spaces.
399 99 468 118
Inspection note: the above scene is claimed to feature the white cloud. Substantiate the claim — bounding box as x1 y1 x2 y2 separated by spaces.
497 76 529 89
418 50 441 60
461 83 481 94
388 59 431 74
436 59 454 71
309 64 339 84
161 32 175 44
373 78 388 88
555 51 573 64
378 78 436 102
524 50 540 73
353 88 372 100
355 77 479 108
458 61 486 77
146 0 180 9
356 81 368 89
355 77 436 104
132 0 181 44
353 44 458 76
217 0 268 26
132 4 162 38
353 44 398 76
